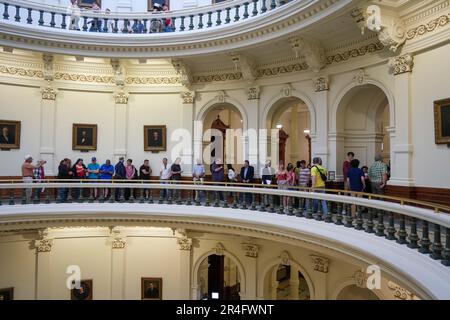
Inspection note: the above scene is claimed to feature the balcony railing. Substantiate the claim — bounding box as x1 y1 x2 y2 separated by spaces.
0 179 449 268
0 0 293 34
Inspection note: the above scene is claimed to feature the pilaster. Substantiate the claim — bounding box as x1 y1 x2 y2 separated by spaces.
312 76 329 167
310 254 329 299
113 89 129 162
177 234 192 299
181 91 195 175
110 227 126 300
39 86 58 175
242 243 259 300
35 229 53 300
246 87 260 172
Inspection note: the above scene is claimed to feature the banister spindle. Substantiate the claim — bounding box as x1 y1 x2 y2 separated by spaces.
442 228 450 266
113 18 118 33
270 0 276 10
82 16 88 31
171 16 176 31
243 2 249 19
26 8 32 24
279 0 287 5
216 9 222 26
375 209 385 236
252 0 258 16
365 207 375 233
261 0 267 13
3 3 9 20
14 5 20 22
189 14 194 30
234 5 240 21
38 10 44 26
103 18 108 32
355 205 364 230
225 7 231 24
50 12 56 27
396 214 407 244
335 201 343 225
180 16 185 31
419 220 431 254
122 19 129 33
431 224 443 260
207 11 212 27
386 212 397 240
61 13 67 29
198 13 203 29
9 189 14 205
407 217 419 249
142 19 148 33
344 204 353 228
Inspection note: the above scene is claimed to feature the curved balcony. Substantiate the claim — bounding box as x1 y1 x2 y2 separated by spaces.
0 0 355 57
1 180 449 299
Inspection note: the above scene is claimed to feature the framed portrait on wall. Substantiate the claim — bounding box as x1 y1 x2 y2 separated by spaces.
0 287 14 300
72 123 98 151
79 0 102 8
148 0 169 11
141 277 162 300
144 125 167 152
70 279 93 300
328 171 336 181
434 98 450 145
0 120 20 150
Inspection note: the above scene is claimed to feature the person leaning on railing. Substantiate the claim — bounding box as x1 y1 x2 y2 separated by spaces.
72 158 87 199
57 158 72 202
311 157 328 217
100 159 114 199
261 160 275 207
114 157 126 201
193 159 206 202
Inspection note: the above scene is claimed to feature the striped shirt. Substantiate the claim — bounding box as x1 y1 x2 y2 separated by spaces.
368 161 387 183
298 168 311 187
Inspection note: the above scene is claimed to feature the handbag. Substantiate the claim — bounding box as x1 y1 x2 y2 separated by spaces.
312 166 328 182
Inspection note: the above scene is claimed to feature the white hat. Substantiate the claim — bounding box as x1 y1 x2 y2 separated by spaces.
24 154 32 160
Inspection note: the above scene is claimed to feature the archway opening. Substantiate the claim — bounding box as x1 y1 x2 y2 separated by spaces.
203 103 244 173
264 264 311 300
197 254 241 300
335 84 390 179
266 97 311 166
336 284 379 300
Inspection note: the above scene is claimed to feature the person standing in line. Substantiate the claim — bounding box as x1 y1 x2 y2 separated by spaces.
368 154 388 195
160 158 171 200
276 161 288 209
346 159 365 216
72 158 87 199
261 160 275 206
22 155 46 203
192 159 205 201
33 159 46 200
239 160 254 204
170 157 183 201
87 157 100 199
139 159 152 199
311 157 328 217
227 164 237 182
124 159 137 200
211 158 225 201
58 158 71 202
297 160 311 212
361 166 372 193
343 152 354 190
286 163 297 209
100 159 114 199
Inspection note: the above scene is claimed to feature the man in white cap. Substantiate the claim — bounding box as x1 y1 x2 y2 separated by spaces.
21 155 46 203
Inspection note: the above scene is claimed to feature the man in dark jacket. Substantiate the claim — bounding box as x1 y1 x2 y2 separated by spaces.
240 160 254 203
114 157 126 201
57 158 72 202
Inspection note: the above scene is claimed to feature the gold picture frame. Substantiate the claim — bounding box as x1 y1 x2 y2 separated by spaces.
0 120 21 150
79 0 102 8
144 125 167 152
0 287 14 300
72 123 98 151
141 277 162 300
434 98 450 145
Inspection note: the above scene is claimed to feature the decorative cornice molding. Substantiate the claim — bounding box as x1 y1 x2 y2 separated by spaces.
180 91 195 104
326 42 385 65
111 58 126 87
289 37 326 73
0 65 43 78
177 236 193 250
313 77 329 92
125 76 180 85
388 53 414 75
242 243 259 258
41 86 58 100
406 14 450 40
387 281 416 300
54 72 115 83
310 254 329 273
256 62 308 78
192 72 242 83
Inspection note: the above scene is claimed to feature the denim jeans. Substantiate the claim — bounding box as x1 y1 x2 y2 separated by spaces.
59 187 68 202
313 188 328 216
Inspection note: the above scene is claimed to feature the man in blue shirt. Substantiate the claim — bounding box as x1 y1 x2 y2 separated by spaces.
346 159 365 217
87 157 100 199
100 159 114 199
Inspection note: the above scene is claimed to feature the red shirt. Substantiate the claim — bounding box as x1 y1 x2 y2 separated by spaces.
343 161 351 180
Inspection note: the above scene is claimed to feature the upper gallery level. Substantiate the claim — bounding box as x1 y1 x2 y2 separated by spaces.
0 0 449 59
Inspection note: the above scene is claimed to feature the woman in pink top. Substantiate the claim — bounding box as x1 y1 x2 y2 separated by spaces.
276 162 289 208
125 159 137 200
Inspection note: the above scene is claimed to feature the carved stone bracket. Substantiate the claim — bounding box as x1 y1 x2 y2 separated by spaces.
177 236 193 251
172 59 193 88
216 90 227 103
213 242 225 256
313 77 329 92
279 251 291 266
288 37 325 73
387 281 416 300
42 53 54 82
354 269 369 288
34 229 53 252
41 86 58 100
388 53 414 75
247 86 260 100
114 90 129 104
242 243 259 258
181 91 195 104
310 254 329 273
281 83 294 97
353 69 368 85
111 58 126 87
229 52 257 84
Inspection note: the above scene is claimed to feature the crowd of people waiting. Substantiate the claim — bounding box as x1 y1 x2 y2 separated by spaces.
20 152 390 214
68 0 174 33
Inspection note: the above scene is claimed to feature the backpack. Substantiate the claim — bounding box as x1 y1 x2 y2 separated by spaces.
313 165 327 182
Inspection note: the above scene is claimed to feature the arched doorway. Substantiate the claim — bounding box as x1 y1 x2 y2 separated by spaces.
336 284 379 300
203 103 244 172
266 97 312 166
335 84 391 178
197 254 241 300
264 263 311 300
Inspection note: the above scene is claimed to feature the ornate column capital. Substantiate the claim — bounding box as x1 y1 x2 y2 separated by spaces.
242 243 259 258
114 90 129 104
310 254 329 273
313 77 329 92
247 86 260 100
110 227 126 249
41 86 58 100
177 236 193 250
180 91 195 104
213 242 225 256
387 281 416 300
388 53 414 75
34 229 53 252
